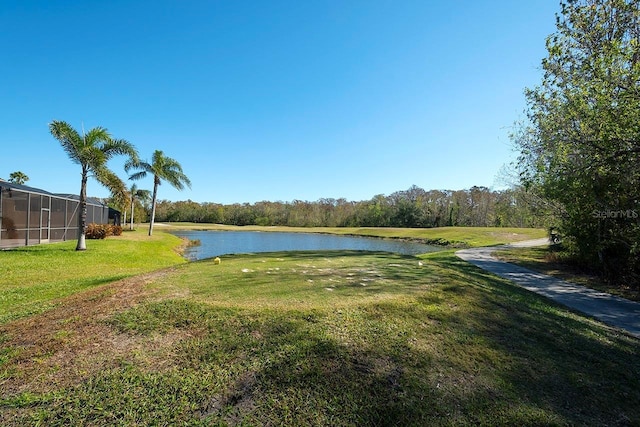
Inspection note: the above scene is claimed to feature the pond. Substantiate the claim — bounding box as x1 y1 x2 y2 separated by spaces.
171 230 443 261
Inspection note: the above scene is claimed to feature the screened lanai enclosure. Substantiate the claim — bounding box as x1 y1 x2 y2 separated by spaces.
0 181 112 249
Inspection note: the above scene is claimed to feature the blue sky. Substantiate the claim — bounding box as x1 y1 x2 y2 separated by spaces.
1 1 559 204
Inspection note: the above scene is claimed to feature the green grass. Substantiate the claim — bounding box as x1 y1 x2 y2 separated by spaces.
0 229 186 324
157 223 548 247
1 241 638 425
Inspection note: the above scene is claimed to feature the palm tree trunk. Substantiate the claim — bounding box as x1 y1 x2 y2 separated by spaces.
148 180 159 236
130 194 135 231
76 172 88 251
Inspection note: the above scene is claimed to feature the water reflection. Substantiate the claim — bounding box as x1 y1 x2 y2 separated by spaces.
170 230 442 260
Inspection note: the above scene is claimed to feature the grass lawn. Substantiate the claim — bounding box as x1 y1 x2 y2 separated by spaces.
156 223 548 247
1 227 638 425
493 245 640 302
0 229 187 324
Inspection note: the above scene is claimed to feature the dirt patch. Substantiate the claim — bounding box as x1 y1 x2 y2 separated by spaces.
351 353 403 393
199 371 258 423
0 267 180 396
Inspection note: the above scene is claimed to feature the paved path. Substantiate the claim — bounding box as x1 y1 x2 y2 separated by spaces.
456 239 640 338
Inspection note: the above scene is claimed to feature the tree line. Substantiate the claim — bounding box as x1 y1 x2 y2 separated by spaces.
140 185 547 229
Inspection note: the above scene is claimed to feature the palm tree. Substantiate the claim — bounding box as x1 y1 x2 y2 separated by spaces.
8 171 29 185
126 150 191 236
128 183 151 230
49 120 138 250
109 180 131 225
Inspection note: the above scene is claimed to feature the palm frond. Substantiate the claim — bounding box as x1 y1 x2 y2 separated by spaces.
111 188 130 210
85 148 107 171
135 189 152 203
94 167 127 201
49 120 83 165
83 127 111 147
103 138 139 162
166 169 192 190
151 149 165 166
128 170 149 181
124 158 140 172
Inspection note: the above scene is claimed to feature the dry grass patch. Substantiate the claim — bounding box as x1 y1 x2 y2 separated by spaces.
0 268 182 397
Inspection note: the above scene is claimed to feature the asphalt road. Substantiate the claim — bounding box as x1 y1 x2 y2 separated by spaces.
456 239 640 338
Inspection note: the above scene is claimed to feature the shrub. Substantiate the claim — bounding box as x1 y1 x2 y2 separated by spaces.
86 224 122 239
86 223 109 239
111 225 123 236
